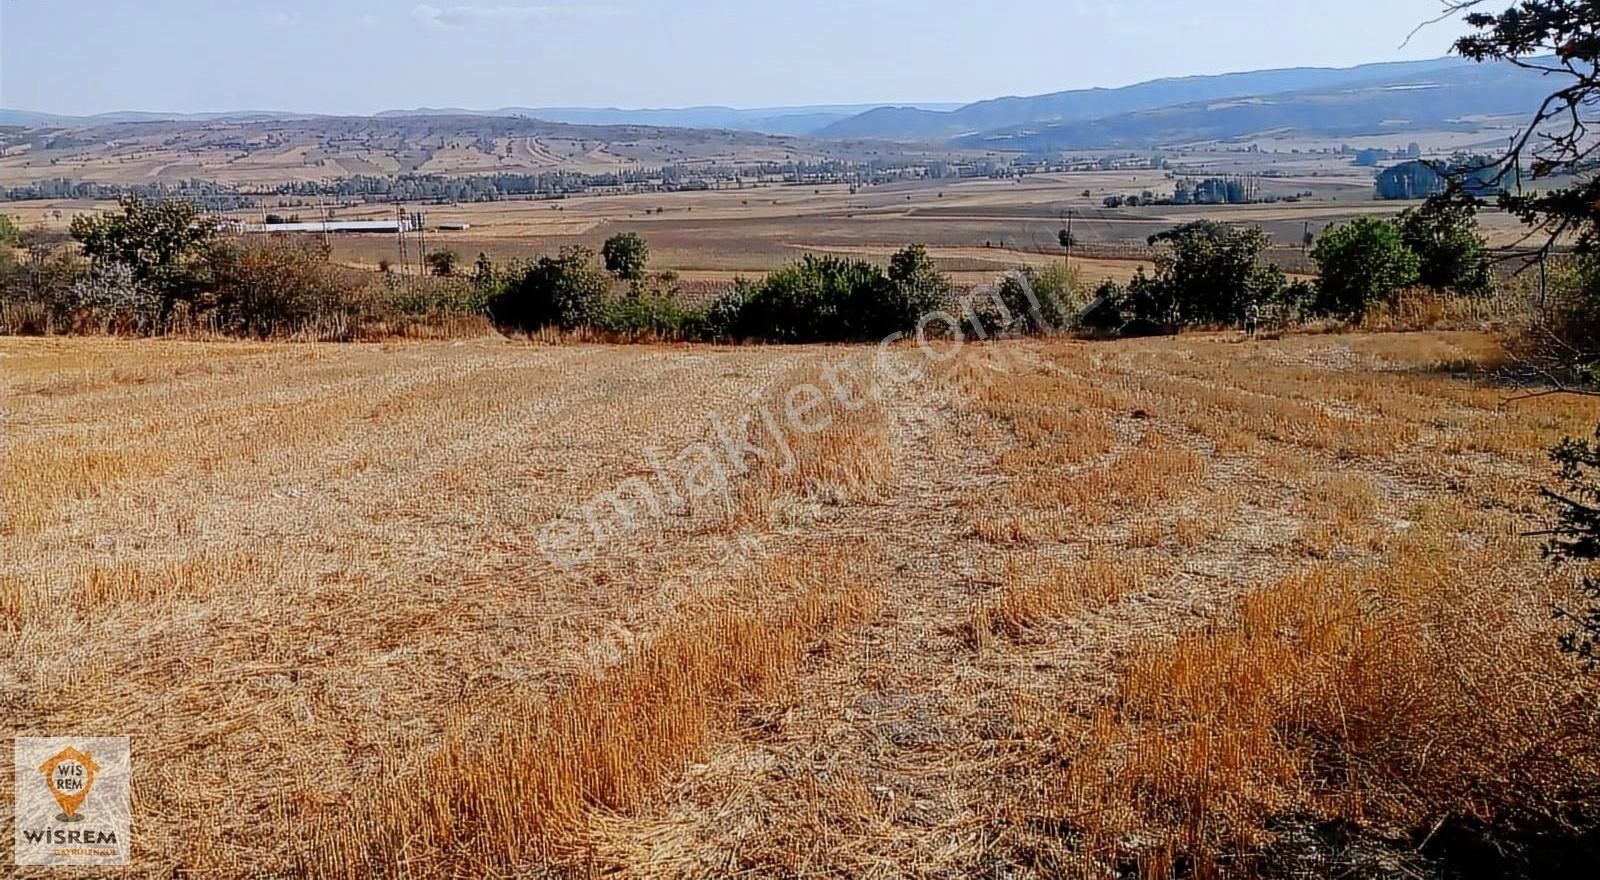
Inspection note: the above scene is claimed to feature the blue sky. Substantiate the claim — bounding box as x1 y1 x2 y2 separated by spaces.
1 0 1474 115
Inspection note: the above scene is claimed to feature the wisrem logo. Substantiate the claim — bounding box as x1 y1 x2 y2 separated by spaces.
13 737 131 867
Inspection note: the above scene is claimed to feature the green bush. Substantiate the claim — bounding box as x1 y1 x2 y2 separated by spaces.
701 279 757 342
1014 262 1083 333
601 232 650 281
731 252 938 343
389 274 491 317
1079 279 1128 333
488 246 610 334
964 265 1082 337
1399 200 1495 297
593 273 704 339
1125 221 1288 330
424 249 459 278
1311 217 1421 320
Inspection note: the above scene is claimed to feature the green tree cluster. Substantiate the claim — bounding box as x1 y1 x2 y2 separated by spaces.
601 232 650 281
69 195 218 323
1310 217 1421 319
489 246 610 333
1099 221 1292 331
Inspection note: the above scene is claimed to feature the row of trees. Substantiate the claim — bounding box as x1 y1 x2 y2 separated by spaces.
4 156 950 206
484 243 958 343
1078 200 1495 335
3 194 1502 342
1 177 259 209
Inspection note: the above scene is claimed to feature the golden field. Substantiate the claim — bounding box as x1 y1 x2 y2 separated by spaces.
3 330 1598 877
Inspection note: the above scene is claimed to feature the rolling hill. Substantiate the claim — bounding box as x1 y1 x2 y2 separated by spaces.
818 57 1478 141
0 114 862 187
373 104 962 136
953 58 1552 151
1 103 964 137
0 56 1557 186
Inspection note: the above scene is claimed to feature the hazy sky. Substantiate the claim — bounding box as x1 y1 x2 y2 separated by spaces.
1 0 1475 115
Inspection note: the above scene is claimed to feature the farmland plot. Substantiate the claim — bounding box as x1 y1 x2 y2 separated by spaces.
2 331 1596 877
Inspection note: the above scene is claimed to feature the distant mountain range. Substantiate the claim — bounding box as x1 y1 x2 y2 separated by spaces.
370 104 963 136
952 58 1553 151
0 55 1553 150
818 57 1530 142
0 108 314 127
0 103 962 137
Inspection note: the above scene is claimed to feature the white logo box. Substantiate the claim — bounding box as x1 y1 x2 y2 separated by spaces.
13 737 131 867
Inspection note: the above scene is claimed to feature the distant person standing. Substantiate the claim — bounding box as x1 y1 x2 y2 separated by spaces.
1244 301 1261 339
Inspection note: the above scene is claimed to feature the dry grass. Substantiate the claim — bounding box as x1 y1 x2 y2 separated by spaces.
307 548 880 876
1032 502 1597 876
725 362 896 528
972 551 1171 645
5 329 1599 878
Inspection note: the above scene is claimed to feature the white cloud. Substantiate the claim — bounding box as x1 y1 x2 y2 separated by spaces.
412 4 611 29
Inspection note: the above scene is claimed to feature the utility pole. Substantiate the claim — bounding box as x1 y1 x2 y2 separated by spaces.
417 211 427 277
1065 208 1075 267
396 204 409 288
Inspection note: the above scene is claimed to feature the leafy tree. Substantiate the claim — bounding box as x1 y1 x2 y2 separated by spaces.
489 246 609 333
1310 217 1420 319
471 252 496 293
1398 200 1494 296
886 243 953 324
1451 1 1600 252
1125 221 1285 329
69 195 217 323
601 232 650 281
735 255 896 343
0 214 18 247
425 249 459 277
1450 1 1600 674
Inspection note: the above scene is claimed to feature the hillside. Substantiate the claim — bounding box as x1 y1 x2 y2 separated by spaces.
0 114 858 186
0 103 966 137
955 58 1552 150
0 56 1555 187
818 57 1474 140
372 103 963 135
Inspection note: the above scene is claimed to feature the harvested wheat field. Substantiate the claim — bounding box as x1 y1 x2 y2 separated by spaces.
4 330 1599 877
